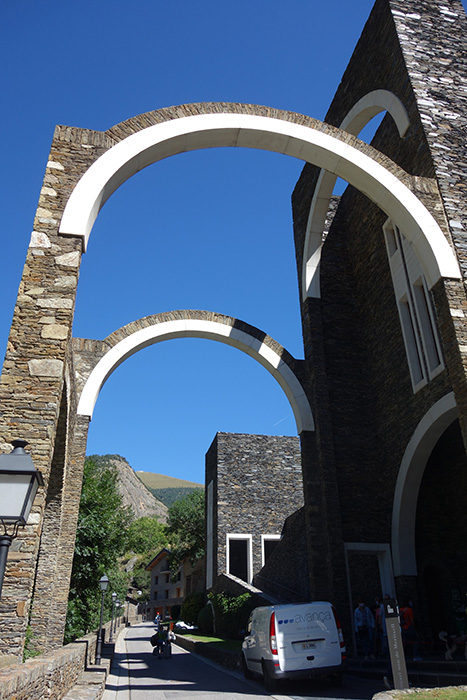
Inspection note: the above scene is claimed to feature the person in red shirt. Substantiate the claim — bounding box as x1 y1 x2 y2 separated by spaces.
399 600 422 661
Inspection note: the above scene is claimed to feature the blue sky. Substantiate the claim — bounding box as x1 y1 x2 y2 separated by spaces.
2 1 462 484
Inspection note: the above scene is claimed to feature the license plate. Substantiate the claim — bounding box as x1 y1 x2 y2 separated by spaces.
301 642 316 650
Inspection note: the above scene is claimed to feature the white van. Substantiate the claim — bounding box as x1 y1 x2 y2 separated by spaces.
241 601 345 691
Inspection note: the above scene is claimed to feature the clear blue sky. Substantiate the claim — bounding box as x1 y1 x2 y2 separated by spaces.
2 1 463 483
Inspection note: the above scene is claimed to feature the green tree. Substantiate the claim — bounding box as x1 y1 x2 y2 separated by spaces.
166 489 205 570
123 516 169 601
130 557 152 600
125 516 168 554
64 457 132 643
180 591 205 625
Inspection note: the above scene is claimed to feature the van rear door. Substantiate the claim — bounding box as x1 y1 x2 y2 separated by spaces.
275 602 341 672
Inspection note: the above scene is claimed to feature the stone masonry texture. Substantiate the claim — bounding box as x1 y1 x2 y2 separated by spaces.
205 432 303 586
291 0 467 640
1 0 467 666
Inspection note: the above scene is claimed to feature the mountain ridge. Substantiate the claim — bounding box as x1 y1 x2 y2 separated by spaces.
88 454 169 523
87 455 204 519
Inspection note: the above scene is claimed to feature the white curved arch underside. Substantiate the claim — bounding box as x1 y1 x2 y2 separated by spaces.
303 90 413 299
77 318 314 434
58 112 460 296
340 90 410 137
391 392 458 576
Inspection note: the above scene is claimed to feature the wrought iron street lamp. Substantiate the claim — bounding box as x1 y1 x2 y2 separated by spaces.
0 440 44 599
110 591 117 642
95 574 109 665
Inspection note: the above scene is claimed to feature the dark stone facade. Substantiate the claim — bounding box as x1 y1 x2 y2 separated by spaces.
205 432 303 587
288 0 467 643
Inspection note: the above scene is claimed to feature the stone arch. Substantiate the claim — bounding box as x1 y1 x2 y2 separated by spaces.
75 310 314 434
303 90 411 299
57 104 460 295
391 392 458 576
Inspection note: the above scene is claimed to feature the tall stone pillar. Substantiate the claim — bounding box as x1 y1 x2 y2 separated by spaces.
0 125 108 662
28 412 90 651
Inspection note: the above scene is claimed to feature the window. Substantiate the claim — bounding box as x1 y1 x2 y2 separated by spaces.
383 219 444 390
413 279 442 373
399 297 424 385
165 589 169 599
226 534 253 583
261 534 281 567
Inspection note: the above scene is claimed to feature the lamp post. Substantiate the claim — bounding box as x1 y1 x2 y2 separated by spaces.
110 591 117 643
95 574 109 665
126 595 130 627
0 440 44 599
114 599 121 635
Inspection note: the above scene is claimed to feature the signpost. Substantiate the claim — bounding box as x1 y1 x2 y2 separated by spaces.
384 599 409 690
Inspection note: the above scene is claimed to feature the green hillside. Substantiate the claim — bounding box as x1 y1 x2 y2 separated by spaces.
136 471 203 490
147 486 203 507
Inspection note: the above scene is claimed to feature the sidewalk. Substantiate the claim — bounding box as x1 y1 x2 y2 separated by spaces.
102 628 130 700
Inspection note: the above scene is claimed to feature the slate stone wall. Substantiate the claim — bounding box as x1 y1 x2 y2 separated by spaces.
292 0 467 638
205 432 303 584
0 620 116 700
254 507 311 603
0 127 100 661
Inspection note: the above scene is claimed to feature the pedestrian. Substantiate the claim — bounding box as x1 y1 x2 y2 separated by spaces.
354 598 375 660
152 625 168 657
400 599 422 661
154 612 161 630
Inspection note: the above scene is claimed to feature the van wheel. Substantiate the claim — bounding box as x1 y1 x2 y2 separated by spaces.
241 653 253 679
262 660 278 692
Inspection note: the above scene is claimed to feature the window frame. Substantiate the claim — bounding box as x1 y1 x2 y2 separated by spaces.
260 534 281 567
383 219 444 391
226 533 253 584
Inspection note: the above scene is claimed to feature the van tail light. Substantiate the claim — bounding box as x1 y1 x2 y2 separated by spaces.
269 612 278 655
332 606 346 660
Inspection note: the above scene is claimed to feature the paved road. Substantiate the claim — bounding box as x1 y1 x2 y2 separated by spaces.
103 622 384 700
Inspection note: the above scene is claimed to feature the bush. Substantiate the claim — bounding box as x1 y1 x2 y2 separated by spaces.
197 603 214 634
208 592 255 639
180 591 205 625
